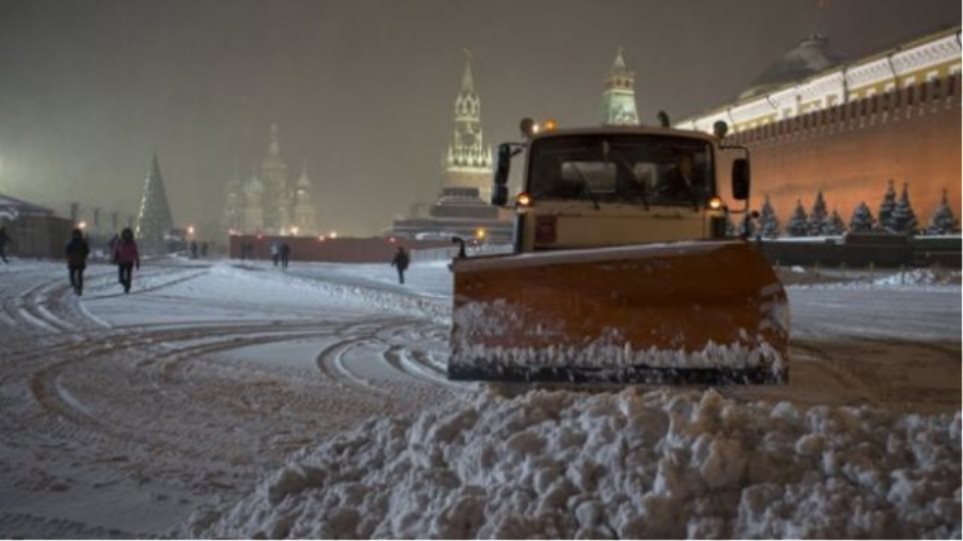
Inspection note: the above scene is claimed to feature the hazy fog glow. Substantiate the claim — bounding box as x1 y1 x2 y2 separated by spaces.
0 0 957 237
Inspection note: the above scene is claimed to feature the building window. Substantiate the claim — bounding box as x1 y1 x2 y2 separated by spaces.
903 76 917 88
884 82 896 92
925 70 939 82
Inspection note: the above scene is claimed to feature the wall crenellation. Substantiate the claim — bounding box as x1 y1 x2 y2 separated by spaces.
728 73 961 147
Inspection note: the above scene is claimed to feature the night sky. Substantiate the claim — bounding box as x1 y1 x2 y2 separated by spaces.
0 0 958 236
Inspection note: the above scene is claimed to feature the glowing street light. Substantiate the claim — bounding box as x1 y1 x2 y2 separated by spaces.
290 226 299 236
187 225 195 236
329 231 338 239
77 221 87 230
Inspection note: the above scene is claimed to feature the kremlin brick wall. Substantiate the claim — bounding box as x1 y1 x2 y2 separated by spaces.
724 73 961 229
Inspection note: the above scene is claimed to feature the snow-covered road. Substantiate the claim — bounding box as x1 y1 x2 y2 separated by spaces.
0 258 958 537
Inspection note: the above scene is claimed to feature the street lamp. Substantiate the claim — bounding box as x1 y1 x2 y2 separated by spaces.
291 226 299 236
77 221 87 230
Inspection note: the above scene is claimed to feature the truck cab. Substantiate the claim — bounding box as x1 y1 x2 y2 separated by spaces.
492 125 750 253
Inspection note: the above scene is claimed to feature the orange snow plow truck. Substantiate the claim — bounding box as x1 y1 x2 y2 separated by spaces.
448 118 789 384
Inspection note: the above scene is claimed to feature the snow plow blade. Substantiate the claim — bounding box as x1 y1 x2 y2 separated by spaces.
449 241 788 384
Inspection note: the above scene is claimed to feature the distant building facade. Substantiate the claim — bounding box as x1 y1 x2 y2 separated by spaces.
223 123 318 236
676 26 962 226
0 194 73 259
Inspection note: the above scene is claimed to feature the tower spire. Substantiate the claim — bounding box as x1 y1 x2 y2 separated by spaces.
445 49 492 200
601 47 640 126
269 122 280 157
461 48 474 92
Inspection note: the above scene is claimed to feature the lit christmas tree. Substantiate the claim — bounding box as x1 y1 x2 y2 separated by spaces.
758 195 780 238
926 188 959 235
785 199 809 237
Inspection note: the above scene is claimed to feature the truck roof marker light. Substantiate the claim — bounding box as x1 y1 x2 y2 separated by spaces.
543 119 558 132
520 117 536 138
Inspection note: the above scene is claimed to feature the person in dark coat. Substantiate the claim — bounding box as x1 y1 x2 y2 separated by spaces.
112 227 140 294
279 242 291 270
0 226 11 264
189 240 198 259
391 246 410 284
65 228 90 295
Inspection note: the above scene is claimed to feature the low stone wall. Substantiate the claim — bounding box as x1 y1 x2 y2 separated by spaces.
228 235 452 264
759 235 961 269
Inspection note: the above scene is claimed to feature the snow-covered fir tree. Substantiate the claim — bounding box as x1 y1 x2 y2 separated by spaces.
926 188 959 235
808 190 830 235
785 199 809 237
878 179 897 232
890 182 918 235
849 202 875 233
826 209 846 235
758 195 780 238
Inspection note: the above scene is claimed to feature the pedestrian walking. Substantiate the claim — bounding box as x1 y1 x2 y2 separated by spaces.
189 240 198 259
112 227 140 294
279 242 291 270
65 228 90 295
391 246 410 284
0 226 12 264
270 240 280 266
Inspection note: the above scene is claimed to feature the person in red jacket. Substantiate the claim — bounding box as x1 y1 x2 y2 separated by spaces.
112 227 140 294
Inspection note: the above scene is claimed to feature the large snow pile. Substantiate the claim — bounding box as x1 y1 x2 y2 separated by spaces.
185 389 961 539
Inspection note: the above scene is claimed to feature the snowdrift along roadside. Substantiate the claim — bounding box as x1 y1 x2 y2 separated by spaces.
185 388 961 539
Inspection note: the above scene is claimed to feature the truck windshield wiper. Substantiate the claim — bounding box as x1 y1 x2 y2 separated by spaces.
569 163 601 210
610 148 649 211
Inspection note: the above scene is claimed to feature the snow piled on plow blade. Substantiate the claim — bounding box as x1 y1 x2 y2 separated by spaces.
449 241 790 384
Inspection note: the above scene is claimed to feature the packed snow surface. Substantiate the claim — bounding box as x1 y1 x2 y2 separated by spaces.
0 257 958 537
190 388 961 539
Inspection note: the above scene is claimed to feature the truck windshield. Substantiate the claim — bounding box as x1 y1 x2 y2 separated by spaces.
527 134 714 206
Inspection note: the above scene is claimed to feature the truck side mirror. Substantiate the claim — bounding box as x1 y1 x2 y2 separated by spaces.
732 158 750 200
491 185 508 206
492 143 513 206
